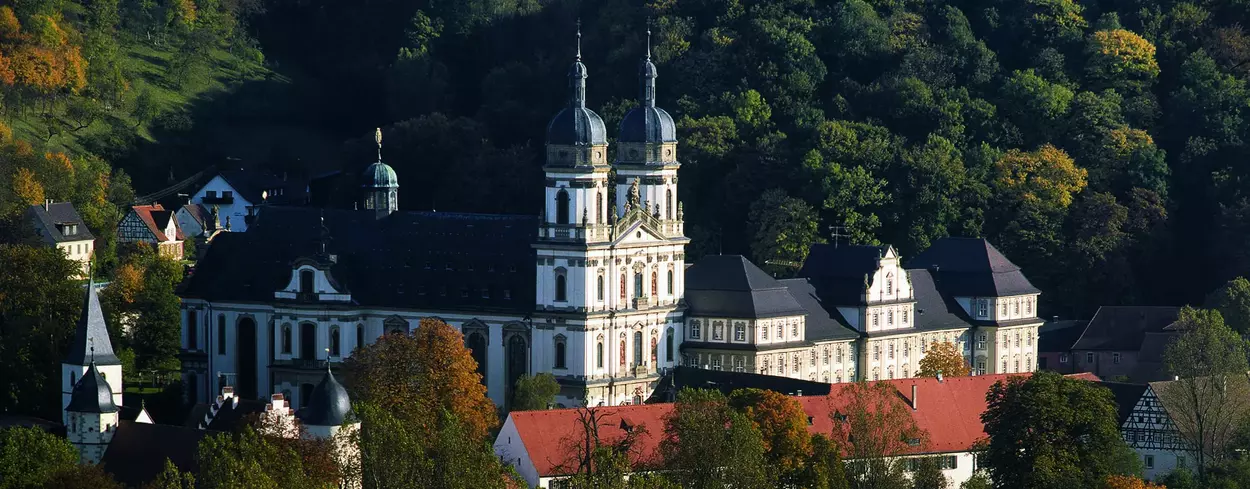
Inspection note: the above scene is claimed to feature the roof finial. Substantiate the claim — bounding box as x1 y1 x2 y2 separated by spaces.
324 348 332 372
646 17 652 61
375 127 383 162
89 339 95 365
576 18 582 61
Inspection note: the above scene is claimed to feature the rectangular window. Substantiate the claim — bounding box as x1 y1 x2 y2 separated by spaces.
711 357 722 371
734 324 746 342
1086 352 1094 364
978 300 988 317
1144 455 1154 470
217 315 226 355
1060 353 1068 363
976 361 986 375
187 311 198 350
792 323 798 337
1113 352 1121 364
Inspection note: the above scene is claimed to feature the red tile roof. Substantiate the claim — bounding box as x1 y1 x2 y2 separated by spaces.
130 204 183 241
508 373 1088 478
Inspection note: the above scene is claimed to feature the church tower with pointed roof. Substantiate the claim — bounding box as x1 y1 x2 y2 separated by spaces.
65 358 120 464
62 272 123 428
615 22 680 225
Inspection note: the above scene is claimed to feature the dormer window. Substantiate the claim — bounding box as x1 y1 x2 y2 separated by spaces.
886 273 893 295
300 270 314 295
977 300 988 317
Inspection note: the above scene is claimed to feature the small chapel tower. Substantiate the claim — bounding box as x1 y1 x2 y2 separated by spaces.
296 361 361 488
62 272 122 426
361 128 399 216
65 356 120 465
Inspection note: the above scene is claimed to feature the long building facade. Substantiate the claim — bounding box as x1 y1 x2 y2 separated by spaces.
177 34 1042 410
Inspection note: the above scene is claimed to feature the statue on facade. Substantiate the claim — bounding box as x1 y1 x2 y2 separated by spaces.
628 179 641 210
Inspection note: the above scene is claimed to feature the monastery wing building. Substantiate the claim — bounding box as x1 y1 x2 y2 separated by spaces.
177 29 1043 410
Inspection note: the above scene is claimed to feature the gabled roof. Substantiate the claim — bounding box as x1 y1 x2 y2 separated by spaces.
797 244 886 305
216 169 306 205
1096 381 1148 426
129 204 184 242
906 269 984 333
180 206 538 314
65 281 120 366
904 238 1039 297
1037 320 1089 352
506 373 1055 478
777 278 861 341
1072 306 1181 351
685 255 807 319
101 421 211 488
26 202 94 243
178 203 212 228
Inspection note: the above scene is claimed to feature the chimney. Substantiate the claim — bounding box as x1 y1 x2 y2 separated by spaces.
44 199 51 211
1052 315 1059 322
936 371 944 383
911 384 918 410
796 389 803 396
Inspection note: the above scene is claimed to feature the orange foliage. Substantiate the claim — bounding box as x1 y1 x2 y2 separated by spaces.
0 53 15 86
344 318 497 442
1103 475 1165 489
0 121 12 143
11 167 44 205
917 341 971 378
0 7 20 40
730 388 813 471
112 264 144 304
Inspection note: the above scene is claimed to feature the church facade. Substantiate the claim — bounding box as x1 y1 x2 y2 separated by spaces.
177 32 1041 410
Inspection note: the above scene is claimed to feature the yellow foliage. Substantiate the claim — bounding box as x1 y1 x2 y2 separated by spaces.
11 167 44 205
994 144 1088 208
1103 474 1165 489
1087 29 1161 86
0 121 12 144
1107 128 1154 157
0 7 20 40
112 264 144 305
44 152 73 179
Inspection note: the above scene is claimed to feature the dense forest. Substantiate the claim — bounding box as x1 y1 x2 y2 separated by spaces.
4 0 1250 321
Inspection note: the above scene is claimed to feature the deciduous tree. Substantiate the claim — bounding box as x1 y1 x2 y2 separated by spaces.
511 372 559 411
0 426 78 489
660 388 773 489
916 341 970 378
729 388 813 483
981 371 1139 488
834 381 926 489
748 188 824 277
1205 277 1250 336
196 426 340 489
1102 475 1165 489
1160 306 1250 477
0 245 79 420
142 459 196 489
1085 29 1161 92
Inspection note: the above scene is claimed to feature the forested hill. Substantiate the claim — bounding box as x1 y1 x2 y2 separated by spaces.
248 0 1250 319
3 0 1250 320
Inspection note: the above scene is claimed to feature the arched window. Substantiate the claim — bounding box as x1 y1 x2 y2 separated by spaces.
651 335 658 364
619 339 626 366
651 271 657 296
666 327 674 361
666 189 673 220
330 327 341 356
633 273 643 298
596 338 604 368
554 337 567 369
281 324 292 354
555 189 570 224
596 275 604 301
634 331 643 366
356 325 364 351
597 192 604 223
886 272 893 294
300 269 314 294
555 273 567 302
217 314 226 355
70 371 76 387
187 311 198 350
667 270 674 295
887 310 894 325
620 274 626 300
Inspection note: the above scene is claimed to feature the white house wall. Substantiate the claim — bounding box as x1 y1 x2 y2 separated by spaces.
190 176 254 232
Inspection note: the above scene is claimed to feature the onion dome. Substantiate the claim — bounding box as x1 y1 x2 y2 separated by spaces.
66 361 118 414
546 20 608 149
362 128 399 188
297 367 352 426
618 26 676 144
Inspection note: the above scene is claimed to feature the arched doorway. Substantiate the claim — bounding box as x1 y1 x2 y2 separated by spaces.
300 323 316 364
506 335 528 404
237 317 257 399
466 332 488 382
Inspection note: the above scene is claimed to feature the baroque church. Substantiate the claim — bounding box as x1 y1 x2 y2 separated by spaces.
177 28 1043 409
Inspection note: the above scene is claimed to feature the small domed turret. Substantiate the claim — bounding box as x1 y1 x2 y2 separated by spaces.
66 361 118 414
545 19 608 162
362 128 399 215
617 26 676 145
297 367 352 427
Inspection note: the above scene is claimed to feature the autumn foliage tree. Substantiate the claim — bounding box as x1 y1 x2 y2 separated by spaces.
344 317 496 441
729 388 813 482
834 381 928 489
916 342 971 378
1102 475 1165 489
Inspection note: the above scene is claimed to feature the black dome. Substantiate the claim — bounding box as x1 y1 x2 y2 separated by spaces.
547 107 608 147
297 369 352 426
66 363 118 414
618 106 676 143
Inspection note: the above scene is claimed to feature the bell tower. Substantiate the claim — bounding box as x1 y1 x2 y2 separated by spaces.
63 271 122 426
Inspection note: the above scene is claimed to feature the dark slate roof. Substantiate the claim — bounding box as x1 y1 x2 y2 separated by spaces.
903 237 1040 297
1097 381 1148 426
180 206 538 313
179 203 212 228
296 369 352 426
195 397 267 431
797 244 886 305
26 202 93 243
684 255 807 319
101 421 210 488
778 278 861 341
1072 306 1181 351
66 363 118 413
619 106 676 143
65 281 120 366
908 269 981 333
217 169 306 205
1038 320 1089 353
362 161 398 188
547 106 608 147
647 366 832 403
